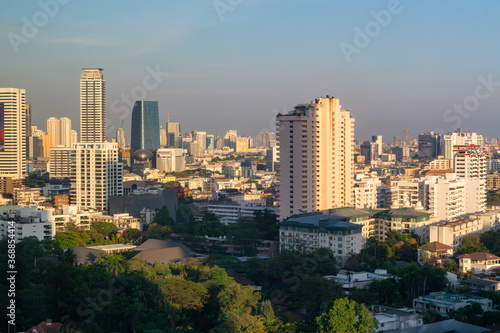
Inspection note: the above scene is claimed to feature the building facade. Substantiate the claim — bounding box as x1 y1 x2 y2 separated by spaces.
80 68 105 143
0 88 26 194
277 97 354 220
131 100 160 154
70 142 123 212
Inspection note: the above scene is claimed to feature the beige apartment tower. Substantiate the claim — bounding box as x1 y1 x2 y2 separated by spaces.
80 68 105 143
277 96 355 220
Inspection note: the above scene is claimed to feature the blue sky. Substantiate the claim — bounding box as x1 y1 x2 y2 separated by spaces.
1 0 499 142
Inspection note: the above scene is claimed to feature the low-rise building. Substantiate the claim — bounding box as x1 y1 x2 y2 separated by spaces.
13 186 47 206
325 269 391 292
417 241 453 264
373 307 423 332
413 292 493 315
0 206 54 243
429 217 484 249
461 278 500 292
208 203 276 225
457 252 500 274
279 212 363 257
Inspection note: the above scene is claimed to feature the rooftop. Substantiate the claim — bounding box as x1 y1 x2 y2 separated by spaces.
282 214 362 232
418 241 453 252
462 278 500 287
457 252 500 261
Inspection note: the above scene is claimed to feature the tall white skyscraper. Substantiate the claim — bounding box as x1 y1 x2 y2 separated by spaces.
80 68 105 143
0 88 26 193
277 96 355 220
70 142 123 212
47 116 60 146
60 117 72 147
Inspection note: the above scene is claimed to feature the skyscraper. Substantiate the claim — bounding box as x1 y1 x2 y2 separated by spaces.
47 116 60 146
159 126 167 147
277 96 354 220
80 68 105 143
131 100 160 154
60 117 72 147
403 129 411 146
116 128 126 150
0 88 26 193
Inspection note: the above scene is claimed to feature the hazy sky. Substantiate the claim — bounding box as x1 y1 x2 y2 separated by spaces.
1 0 499 142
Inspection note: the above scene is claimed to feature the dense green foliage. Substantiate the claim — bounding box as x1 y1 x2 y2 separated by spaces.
0 237 274 332
458 234 487 254
315 298 378 333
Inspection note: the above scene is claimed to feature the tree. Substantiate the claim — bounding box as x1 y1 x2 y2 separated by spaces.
55 231 79 249
315 298 378 333
458 234 487 254
152 206 174 226
95 253 125 275
294 276 344 315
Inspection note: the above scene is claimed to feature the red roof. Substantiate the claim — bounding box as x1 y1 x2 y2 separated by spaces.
26 319 63 333
457 252 500 261
418 241 453 253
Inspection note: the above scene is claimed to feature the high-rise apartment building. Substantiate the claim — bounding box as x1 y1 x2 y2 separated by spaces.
443 131 483 160
80 68 105 143
371 135 383 156
159 126 167 147
454 144 487 214
70 142 123 212
116 128 126 150
47 117 60 146
0 88 26 193
60 117 72 147
49 146 72 178
47 117 73 148
131 100 160 154
196 131 207 150
277 96 354 220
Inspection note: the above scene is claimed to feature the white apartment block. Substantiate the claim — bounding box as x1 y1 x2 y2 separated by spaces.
454 144 487 214
49 146 72 178
0 88 26 181
429 210 500 250
80 68 105 143
0 206 54 243
379 174 484 222
354 174 381 209
443 131 483 160
453 145 486 180
207 203 276 225
430 217 485 249
277 97 354 220
428 175 467 222
70 142 123 212
156 148 186 173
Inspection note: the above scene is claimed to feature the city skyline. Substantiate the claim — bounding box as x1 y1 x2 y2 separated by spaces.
1 1 499 141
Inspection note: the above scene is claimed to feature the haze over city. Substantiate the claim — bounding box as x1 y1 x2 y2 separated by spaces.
2 0 500 141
